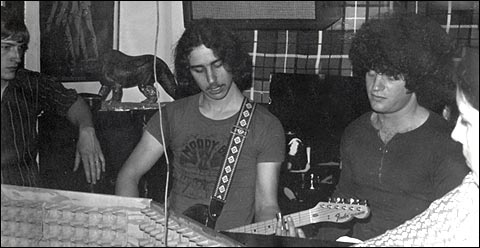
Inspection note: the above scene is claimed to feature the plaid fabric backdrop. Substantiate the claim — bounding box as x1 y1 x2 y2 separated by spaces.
232 1 479 103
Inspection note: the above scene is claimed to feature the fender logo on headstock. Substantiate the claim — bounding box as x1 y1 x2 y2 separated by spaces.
334 210 367 221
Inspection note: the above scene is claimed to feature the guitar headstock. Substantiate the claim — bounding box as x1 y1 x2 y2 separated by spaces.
309 197 370 224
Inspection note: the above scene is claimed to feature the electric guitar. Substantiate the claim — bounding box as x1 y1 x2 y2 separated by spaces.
183 198 370 234
182 203 218 229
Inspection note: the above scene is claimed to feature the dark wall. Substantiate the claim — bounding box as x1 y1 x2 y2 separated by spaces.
38 110 169 202
269 73 370 163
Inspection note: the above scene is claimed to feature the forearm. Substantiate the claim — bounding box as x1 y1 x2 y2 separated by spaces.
66 96 94 130
115 131 165 197
66 96 105 183
255 204 280 222
115 167 141 197
255 162 282 222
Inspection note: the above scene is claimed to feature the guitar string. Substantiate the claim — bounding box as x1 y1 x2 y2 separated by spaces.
234 210 310 233
233 204 367 234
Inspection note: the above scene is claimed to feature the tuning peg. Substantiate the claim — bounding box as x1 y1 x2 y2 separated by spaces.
327 197 332 203
335 197 342 203
360 199 368 205
349 198 356 204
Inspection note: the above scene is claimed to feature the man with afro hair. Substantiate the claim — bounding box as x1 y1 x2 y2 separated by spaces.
315 13 469 242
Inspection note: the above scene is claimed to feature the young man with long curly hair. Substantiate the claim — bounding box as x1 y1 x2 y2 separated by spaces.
314 13 469 242
116 19 302 236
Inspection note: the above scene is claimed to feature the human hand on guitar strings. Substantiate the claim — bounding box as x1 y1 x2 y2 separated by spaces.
275 212 306 238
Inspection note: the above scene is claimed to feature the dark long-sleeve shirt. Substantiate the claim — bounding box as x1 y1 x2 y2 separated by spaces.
1 69 78 187
330 111 469 241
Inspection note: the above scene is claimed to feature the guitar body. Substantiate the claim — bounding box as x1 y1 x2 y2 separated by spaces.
183 204 217 229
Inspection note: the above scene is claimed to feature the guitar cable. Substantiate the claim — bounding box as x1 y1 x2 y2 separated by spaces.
153 1 171 246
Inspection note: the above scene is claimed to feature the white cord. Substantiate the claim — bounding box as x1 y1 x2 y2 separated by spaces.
153 1 170 245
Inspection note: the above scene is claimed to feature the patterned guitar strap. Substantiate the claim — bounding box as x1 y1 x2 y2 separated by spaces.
209 97 256 223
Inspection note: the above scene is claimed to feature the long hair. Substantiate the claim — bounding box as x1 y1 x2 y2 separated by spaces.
174 19 252 95
452 47 479 111
1 6 29 45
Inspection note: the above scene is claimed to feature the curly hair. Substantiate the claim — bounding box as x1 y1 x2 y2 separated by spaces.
349 12 457 112
174 18 252 96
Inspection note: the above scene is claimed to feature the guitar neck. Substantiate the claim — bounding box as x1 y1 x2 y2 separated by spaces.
226 209 311 235
225 201 370 235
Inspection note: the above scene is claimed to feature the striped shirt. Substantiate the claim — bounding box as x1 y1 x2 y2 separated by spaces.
1 68 78 187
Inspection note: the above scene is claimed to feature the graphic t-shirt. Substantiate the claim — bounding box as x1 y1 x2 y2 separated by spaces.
146 94 285 230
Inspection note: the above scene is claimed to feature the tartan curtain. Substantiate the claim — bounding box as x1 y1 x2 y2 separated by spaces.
229 1 479 103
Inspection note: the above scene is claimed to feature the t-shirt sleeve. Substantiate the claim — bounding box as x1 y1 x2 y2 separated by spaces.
145 106 170 146
256 114 285 163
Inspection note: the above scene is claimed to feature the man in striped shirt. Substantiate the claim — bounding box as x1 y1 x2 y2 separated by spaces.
1 6 105 187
